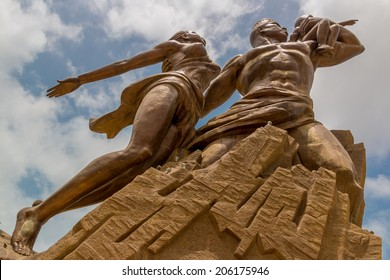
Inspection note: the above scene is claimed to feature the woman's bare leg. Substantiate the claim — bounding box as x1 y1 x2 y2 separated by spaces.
63 125 179 211
12 84 179 255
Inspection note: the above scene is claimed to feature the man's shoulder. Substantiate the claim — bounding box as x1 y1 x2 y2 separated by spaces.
224 54 242 67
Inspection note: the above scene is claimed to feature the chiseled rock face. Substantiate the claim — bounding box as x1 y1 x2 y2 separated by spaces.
0 230 26 260
22 125 382 259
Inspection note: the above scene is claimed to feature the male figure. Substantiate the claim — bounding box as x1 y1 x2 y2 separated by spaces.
189 18 365 225
12 31 220 256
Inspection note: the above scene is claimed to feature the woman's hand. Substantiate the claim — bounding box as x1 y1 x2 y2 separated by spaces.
46 77 81 98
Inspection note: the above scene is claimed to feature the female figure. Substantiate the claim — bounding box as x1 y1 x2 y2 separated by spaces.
12 31 220 256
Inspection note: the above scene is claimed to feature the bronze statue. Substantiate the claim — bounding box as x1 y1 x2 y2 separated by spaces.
189 18 365 225
11 31 220 256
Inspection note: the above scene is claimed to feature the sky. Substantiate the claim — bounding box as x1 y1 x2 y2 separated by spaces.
0 0 389 259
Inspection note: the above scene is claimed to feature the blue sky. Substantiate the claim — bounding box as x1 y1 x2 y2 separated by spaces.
0 0 389 259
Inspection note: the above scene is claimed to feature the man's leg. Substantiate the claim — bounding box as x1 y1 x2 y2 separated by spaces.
289 122 364 225
201 134 247 167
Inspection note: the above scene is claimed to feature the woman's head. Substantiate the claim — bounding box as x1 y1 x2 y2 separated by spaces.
169 31 206 46
169 31 189 41
162 31 206 72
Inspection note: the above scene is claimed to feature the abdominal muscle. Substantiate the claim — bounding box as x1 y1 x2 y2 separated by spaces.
237 43 315 96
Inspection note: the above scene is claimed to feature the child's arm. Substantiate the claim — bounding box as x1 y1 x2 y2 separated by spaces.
338 19 358 26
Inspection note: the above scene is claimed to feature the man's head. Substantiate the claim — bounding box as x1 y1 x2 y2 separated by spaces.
250 18 288 47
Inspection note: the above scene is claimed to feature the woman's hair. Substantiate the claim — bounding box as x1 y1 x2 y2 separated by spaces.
252 18 281 31
169 30 189 41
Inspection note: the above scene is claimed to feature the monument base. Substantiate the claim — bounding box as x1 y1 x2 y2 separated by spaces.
1 125 382 260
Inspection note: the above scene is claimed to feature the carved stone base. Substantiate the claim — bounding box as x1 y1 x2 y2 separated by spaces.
0 230 26 260
34 125 381 260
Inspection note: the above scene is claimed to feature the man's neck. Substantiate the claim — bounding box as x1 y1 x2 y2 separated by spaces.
253 37 283 47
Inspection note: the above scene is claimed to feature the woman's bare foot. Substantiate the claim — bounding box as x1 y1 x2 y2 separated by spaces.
11 206 42 256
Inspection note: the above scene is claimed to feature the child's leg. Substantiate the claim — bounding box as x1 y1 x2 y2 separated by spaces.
315 19 331 47
327 24 341 47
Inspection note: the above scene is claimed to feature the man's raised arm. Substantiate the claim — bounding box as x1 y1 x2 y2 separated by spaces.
318 24 364 67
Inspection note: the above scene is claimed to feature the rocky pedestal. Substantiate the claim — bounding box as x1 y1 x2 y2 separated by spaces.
1 230 26 260
0 125 381 260
27 125 381 260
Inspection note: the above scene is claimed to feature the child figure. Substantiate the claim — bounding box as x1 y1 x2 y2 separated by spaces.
290 15 357 57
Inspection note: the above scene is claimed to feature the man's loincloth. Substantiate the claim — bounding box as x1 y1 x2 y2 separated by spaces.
189 87 315 149
89 72 203 147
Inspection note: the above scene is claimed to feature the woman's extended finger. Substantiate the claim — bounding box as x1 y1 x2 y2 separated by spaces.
46 86 65 98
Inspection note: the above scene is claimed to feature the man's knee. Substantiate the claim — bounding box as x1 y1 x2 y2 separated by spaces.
201 135 245 167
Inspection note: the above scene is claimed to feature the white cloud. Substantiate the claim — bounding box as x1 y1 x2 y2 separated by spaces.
86 0 264 59
65 59 78 76
102 0 262 39
0 0 82 73
364 209 390 259
365 175 390 199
